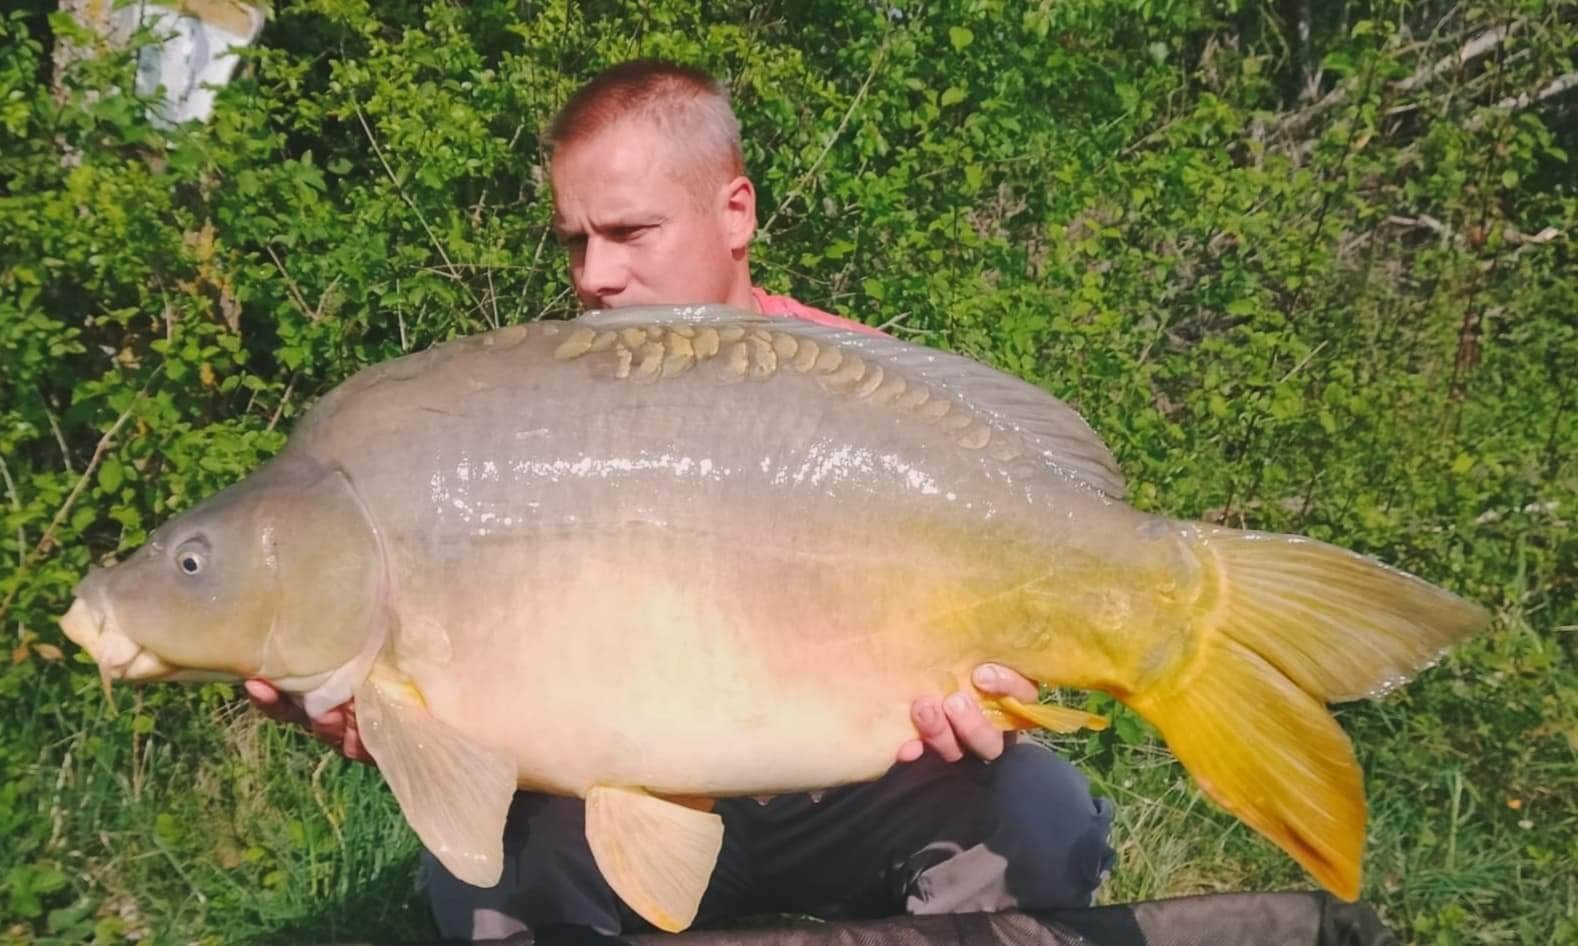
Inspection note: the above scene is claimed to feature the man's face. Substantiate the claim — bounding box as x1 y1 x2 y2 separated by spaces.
550 120 751 310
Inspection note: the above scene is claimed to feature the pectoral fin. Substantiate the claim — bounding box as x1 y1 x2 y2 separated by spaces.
985 696 1110 734
355 669 517 888
585 785 724 932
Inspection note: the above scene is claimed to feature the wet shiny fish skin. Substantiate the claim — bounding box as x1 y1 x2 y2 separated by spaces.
60 305 1487 922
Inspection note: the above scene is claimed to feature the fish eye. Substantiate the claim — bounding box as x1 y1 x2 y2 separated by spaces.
174 538 209 577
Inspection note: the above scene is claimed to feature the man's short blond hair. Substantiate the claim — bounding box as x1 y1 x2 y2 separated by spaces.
547 59 745 199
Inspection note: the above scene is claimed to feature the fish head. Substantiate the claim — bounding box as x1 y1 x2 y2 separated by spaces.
59 456 383 691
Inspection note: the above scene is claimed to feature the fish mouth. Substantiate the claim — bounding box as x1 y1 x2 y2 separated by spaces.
59 596 178 690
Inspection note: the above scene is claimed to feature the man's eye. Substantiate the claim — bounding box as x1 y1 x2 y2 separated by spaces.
612 225 650 241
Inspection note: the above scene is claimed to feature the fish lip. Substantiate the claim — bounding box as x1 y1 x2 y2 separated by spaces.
58 591 177 684
59 596 106 653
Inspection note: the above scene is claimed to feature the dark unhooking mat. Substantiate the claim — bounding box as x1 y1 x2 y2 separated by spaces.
436 892 1396 946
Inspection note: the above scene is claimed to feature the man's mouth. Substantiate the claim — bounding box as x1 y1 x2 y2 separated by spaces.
59 597 177 693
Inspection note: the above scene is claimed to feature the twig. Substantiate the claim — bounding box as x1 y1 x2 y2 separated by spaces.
0 453 25 569
266 375 297 434
762 37 890 237
265 244 317 322
352 99 481 312
875 310 912 334
41 398 74 475
1278 340 1328 384
535 284 574 321
517 223 555 322
486 266 500 329
0 384 151 626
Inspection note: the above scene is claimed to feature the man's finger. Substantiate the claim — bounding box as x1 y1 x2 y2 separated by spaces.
342 721 373 764
309 708 347 745
912 696 963 763
244 679 311 728
972 663 1038 702
943 692 1005 761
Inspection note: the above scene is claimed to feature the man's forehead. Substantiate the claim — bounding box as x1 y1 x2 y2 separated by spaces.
552 119 726 204
553 118 680 177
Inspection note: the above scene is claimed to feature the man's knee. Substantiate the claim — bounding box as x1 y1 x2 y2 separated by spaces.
987 742 1116 908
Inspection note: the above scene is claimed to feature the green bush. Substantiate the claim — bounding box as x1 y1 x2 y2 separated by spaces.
2 1 1573 942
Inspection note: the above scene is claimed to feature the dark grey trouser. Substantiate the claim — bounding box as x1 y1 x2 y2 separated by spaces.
420 743 1116 941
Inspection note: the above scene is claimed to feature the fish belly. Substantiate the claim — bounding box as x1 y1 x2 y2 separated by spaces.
399 510 1032 798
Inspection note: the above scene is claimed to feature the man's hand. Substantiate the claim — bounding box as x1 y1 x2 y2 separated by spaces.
899 664 1039 764
243 679 375 765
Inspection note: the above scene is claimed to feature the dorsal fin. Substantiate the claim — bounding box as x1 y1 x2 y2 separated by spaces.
571 305 1126 498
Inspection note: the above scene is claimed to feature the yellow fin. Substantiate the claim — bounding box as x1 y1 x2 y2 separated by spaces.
992 696 1109 734
1200 527 1488 702
1123 525 1489 900
355 668 517 888
1131 636 1365 899
585 786 723 933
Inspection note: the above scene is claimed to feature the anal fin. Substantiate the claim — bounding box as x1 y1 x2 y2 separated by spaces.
355 669 517 888
990 695 1110 734
585 785 724 932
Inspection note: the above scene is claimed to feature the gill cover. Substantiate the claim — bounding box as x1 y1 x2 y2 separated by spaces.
254 457 387 701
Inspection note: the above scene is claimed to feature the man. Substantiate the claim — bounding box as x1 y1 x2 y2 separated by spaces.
249 59 1114 940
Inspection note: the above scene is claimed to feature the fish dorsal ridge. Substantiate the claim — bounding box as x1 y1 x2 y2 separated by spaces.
573 305 1126 498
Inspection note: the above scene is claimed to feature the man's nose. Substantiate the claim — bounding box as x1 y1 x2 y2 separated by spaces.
579 237 627 299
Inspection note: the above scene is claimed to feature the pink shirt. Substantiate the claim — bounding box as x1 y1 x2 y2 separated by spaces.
751 287 887 338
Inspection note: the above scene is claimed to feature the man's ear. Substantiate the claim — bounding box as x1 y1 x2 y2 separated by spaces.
720 175 757 252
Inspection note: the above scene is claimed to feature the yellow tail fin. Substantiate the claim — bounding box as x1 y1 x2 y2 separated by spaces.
1130 526 1488 899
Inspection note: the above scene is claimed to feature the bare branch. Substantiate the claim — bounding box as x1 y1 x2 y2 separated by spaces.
1387 213 1457 242
1277 20 1523 140
1296 0 1317 103
1395 21 1523 93
1486 70 1578 115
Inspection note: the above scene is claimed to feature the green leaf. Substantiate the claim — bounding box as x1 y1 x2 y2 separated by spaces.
154 813 182 846
948 26 973 50
1113 710 1146 745
940 86 967 107
824 239 855 260
46 898 93 936
97 457 123 493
